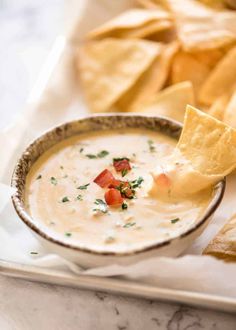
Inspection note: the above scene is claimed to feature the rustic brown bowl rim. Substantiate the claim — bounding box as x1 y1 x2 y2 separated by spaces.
11 114 225 257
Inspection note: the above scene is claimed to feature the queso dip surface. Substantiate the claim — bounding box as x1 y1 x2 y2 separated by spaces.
25 129 211 253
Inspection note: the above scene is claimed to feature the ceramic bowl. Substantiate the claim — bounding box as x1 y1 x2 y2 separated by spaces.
11 114 225 267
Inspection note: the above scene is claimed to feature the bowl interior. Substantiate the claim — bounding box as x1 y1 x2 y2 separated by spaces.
11 114 225 256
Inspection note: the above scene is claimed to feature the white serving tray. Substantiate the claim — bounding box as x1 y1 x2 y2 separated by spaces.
1 21 236 312
1 258 236 313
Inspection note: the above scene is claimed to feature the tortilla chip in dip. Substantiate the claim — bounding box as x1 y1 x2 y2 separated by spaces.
203 214 236 261
116 41 179 111
132 81 195 123
199 46 236 105
87 9 173 40
177 105 236 176
150 105 236 197
77 38 161 113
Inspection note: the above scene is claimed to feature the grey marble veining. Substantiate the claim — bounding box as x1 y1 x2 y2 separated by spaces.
0 1 236 329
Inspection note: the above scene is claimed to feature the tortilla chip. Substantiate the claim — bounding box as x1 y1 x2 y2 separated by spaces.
177 105 236 176
136 0 169 10
164 0 236 52
208 93 231 121
116 41 179 111
132 81 195 123
150 104 236 197
77 38 161 113
223 90 236 128
171 51 210 97
193 46 230 70
148 25 177 43
87 9 172 40
203 214 236 261
226 0 236 10
150 152 222 197
123 20 173 38
199 46 236 105
198 0 227 10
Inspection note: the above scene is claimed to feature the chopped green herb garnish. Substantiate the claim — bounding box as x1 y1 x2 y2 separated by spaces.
97 150 109 158
130 176 144 189
116 182 134 199
115 181 136 199
86 154 97 159
65 232 72 237
50 177 57 185
171 218 180 224
61 196 70 203
113 157 130 162
121 169 128 177
123 222 136 228
93 199 108 213
86 150 109 159
30 252 38 255
60 166 64 170
76 195 83 201
77 183 90 190
148 139 156 152
63 174 68 179
79 148 84 153
36 174 42 180
122 202 128 210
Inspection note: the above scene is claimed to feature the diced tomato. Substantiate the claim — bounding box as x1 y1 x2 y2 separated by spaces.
93 169 114 188
155 173 171 187
113 159 131 172
105 188 124 206
109 179 122 189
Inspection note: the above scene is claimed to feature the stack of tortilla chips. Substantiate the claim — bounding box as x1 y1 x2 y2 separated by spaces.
76 0 236 127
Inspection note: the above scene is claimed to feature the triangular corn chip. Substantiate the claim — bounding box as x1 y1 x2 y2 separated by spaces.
136 0 169 10
163 0 236 52
223 90 236 128
87 9 172 40
77 38 161 113
171 50 210 96
116 41 178 111
198 0 227 10
123 20 172 39
199 46 236 105
193 46 229 69
177 105 236 176
226 0 236 9
132 81 195 123
204 214 236 261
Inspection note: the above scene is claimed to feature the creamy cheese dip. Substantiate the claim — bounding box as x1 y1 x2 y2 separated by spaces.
25 129 212 252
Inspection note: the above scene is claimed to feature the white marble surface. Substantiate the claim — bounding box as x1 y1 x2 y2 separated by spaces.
1 1 236 329
1 274 236 330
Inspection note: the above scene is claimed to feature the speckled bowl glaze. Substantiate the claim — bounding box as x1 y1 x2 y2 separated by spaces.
11 114 225 267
